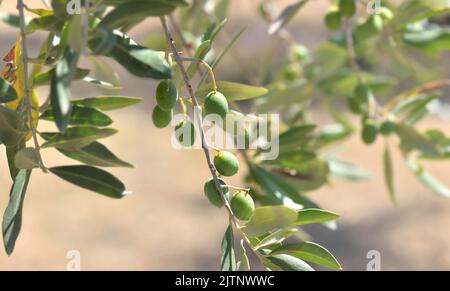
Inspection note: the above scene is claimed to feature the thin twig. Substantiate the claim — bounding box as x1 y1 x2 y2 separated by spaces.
161 16 269 269
343 18 379 118
179 56 218 92
168 14 193 54
167 14 205 76
384 79 450 111
160 16 233 216
17 0 47 172
343 18 362 80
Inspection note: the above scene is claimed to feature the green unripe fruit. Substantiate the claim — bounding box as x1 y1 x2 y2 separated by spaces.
204 178 229 208
325 8 342 31
152 106 172 128
354 83 371 103
347 97 363 114
214 151 239 177
291 44 308 61
175 120 196 147
156 80 178 112
362 118 378 145
205 91 229 119
282 64 299 81
230 191 255 221
356 15 383 40
339 0 356 17
380 120 396 136
371 15 384 31
379 7 394 21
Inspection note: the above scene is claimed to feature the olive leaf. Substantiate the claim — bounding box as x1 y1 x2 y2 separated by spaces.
220 224 237 271
50 165 126 199
2 169 32 255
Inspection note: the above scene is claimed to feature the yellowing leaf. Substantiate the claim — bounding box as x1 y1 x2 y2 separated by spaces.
1 36 39 139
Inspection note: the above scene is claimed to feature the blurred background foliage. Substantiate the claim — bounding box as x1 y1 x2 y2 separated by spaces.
0 0 449 270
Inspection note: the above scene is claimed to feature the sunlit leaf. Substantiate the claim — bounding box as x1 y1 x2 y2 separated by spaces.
196 81 268 101
2 169 32 255
49 165 126 199
220 224 237 271
268 0 307 35
242 206 298 237
271 242 341 270
383 145 397 205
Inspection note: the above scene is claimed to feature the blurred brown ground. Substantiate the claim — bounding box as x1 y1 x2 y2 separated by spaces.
0 0 450 270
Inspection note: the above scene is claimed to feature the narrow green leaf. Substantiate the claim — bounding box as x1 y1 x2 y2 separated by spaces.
268 0 307 35
220 224 237 271
33 67 89 87
277 125 316 152
58 141 133 168
186 41 211 79
198 27 246 88
255 228 298 250
72 96 142 111
383 145 397 205
50 48 80 132
250 164 316 208
0 79 17 103
242 206 298 237
49 165 126 199
407 158 450 198
66 14 83 53
2 169 32 255
6 141 25 180
271 242 341 270
238 239 250 271
266 254 314 271
99 0 186 30
89 56 121 92
0 13 23 27
14 148 40 170
107 35 172 79
202 18 228 43
196 81 268 101
41 105 113 127
328 159 371 181
396 123 441 156
25 14 64 34
41 126 118 150
295 208 340 226
0 105 27 147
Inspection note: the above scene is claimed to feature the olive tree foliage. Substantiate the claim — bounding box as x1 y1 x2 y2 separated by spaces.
0 0 449 270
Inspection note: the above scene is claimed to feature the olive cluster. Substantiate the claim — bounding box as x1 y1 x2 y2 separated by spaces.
324 0 393 35
349 83 396 144
152 79 255 221
323 1 397 145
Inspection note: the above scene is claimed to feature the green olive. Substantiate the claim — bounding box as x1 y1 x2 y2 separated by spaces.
152 106 172 128
354 83 371 103
339 0 356 18
379 7 394 21
230 191 255 221
282 64 299 81
156 80 178 112
325 8 342 31
214 151 239 177
175 120 196 147
204 178 229 208
347 97 363 114
380 120 396 136
356 15 383 41
290 44 308 62
204 91 229 119
362 118 378 145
